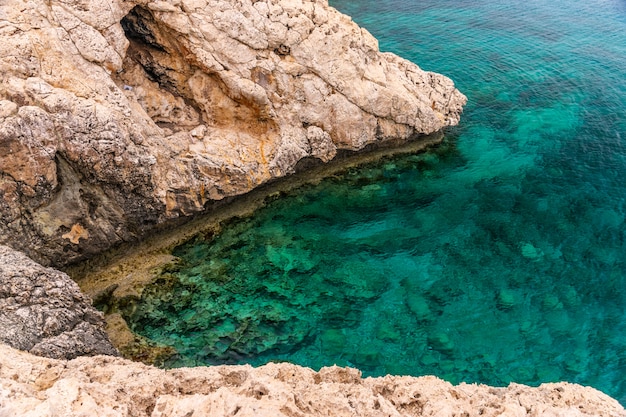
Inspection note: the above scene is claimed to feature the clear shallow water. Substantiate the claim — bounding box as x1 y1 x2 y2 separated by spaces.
127 0 626 404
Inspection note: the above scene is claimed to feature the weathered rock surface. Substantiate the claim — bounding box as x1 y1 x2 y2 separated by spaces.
0 245 118 359
0 343 623 417
0 0 466 267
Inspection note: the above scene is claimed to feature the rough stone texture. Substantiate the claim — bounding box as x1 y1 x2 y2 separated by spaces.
1 1 623 413
0 0 466 267
0 245 118 359
0 343 623 417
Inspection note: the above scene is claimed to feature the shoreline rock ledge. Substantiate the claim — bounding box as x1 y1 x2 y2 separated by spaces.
0 342 624 417
0 0 465 267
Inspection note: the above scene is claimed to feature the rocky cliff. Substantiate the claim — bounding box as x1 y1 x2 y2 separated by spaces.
0 342 624 417
0 0 466 267
0 245 118 359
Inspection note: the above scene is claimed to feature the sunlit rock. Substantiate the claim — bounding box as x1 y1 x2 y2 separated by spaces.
0 0 466 267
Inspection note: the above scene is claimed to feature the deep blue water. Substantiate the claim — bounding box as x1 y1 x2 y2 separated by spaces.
127 0 626 404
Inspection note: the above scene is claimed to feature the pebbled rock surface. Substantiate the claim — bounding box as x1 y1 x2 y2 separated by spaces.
0 245 118 359
0 343 624 417
0 0 466 267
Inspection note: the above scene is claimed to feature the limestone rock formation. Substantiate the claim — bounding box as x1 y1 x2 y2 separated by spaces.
0 245 118 359
0 343 623 417
0 0 466 266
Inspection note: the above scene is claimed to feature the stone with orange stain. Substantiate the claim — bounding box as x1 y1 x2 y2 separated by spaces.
62 224 89 244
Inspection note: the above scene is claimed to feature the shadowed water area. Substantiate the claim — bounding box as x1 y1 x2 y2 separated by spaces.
125 0 626 404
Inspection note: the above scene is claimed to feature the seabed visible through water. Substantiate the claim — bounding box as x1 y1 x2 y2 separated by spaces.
73 0 626 406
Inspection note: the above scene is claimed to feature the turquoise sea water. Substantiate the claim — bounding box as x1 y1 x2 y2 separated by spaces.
127 0 626 404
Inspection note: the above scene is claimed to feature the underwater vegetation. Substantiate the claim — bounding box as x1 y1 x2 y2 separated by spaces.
126 0 626 405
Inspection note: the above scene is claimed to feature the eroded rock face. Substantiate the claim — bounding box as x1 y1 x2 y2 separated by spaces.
0 246 118 359
0 343 623 417
0 0 466 266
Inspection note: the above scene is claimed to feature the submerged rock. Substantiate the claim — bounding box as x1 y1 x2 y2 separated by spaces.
0 0 466 267
496 288 519 311
0 246 118 359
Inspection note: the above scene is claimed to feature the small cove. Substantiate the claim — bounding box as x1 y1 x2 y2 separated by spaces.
119 0 626 404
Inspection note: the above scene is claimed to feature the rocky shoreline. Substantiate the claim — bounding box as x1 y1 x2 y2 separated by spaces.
1 340 624 417
1 0 625 414
0 0 465 267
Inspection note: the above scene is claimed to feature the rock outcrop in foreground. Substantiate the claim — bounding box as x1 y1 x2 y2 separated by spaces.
0 0 466 267
0 245 118 359
0 343 624 417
